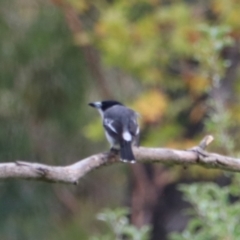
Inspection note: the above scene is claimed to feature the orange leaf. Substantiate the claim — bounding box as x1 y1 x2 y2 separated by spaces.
133 90 167 124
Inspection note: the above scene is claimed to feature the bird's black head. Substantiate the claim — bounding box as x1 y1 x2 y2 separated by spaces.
89 100 123 111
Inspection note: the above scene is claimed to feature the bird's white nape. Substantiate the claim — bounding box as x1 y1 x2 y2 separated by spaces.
97 108 104 118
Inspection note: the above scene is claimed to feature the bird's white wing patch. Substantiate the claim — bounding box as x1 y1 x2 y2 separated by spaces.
136 126 140 135
123 131 132 141
104 118 117 133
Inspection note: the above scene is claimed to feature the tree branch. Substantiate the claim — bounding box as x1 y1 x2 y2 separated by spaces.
0 135 239 184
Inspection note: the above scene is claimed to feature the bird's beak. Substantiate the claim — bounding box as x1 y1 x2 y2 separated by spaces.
88 102 95 108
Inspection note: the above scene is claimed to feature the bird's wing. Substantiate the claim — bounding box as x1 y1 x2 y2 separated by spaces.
104 106 139 138
128 115 139 136
103 118 121 135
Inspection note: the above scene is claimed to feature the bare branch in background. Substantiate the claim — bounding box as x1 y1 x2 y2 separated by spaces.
51 0 113 98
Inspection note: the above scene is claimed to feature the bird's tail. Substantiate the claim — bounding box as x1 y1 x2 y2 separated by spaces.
120 140 135 163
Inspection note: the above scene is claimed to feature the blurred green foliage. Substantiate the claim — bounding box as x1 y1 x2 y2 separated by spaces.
91 208 150 240
1 0 240 239
0 0 92 239
71 0 240 239
170 177 240 240
83 0 240 155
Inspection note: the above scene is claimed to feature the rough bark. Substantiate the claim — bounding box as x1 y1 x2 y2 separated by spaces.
1 136 240 184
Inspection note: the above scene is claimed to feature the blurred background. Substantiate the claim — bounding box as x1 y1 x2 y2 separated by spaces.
0 0 240 239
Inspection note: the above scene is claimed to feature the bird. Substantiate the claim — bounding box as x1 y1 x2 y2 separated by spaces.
89 100 140 163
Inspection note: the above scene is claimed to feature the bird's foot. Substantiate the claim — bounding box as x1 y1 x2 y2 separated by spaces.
110 147 119 155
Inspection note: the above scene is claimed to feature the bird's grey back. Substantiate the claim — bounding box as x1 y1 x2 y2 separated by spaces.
104 105 138 135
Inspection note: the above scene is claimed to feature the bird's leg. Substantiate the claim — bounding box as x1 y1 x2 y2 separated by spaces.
110 147 119 155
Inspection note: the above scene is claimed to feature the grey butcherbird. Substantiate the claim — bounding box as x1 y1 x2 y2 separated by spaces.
89 100 140 163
